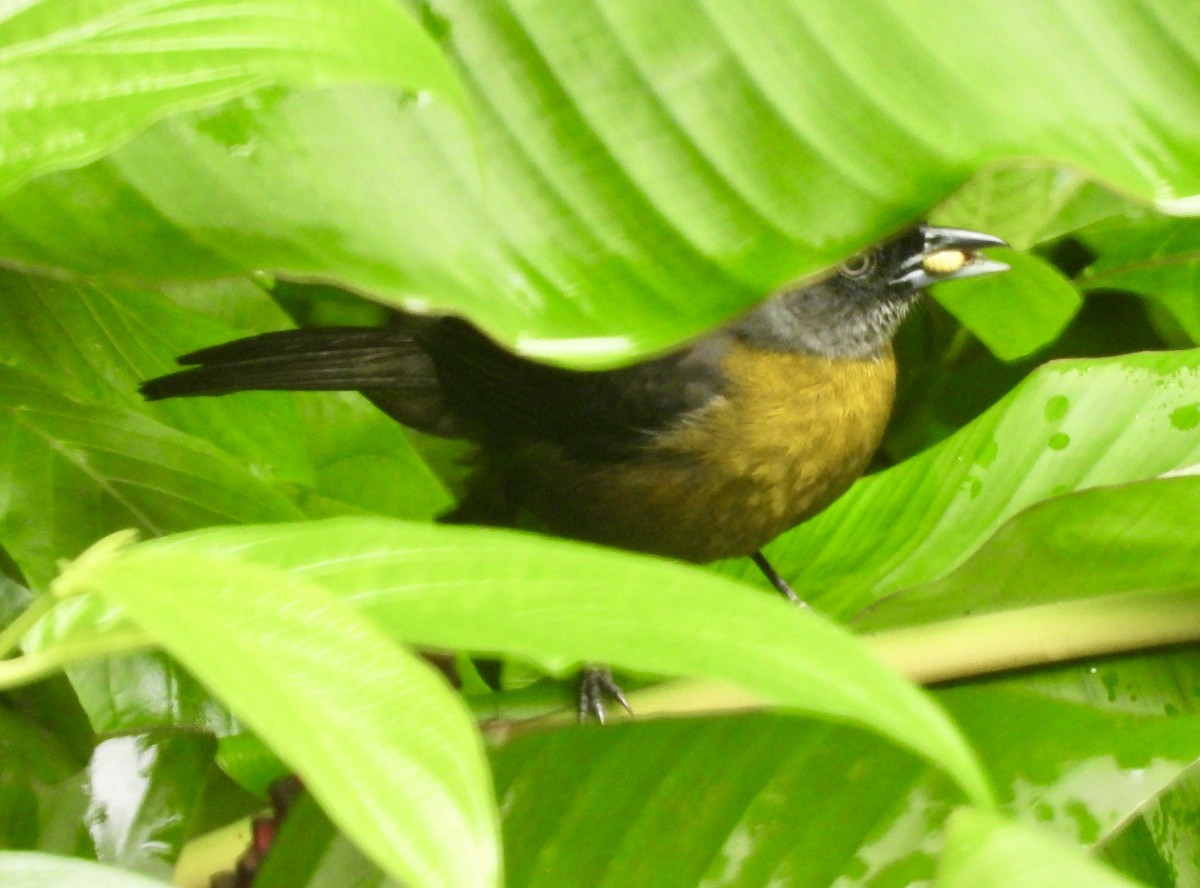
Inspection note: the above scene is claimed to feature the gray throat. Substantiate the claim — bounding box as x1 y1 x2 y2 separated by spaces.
731 286 919 360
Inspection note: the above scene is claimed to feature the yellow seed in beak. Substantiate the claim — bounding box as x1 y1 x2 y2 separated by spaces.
922 248 970 277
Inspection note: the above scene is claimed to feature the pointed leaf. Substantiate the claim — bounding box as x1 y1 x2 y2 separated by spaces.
938 808 1147 888
0 364 301 588
0 0 466 193
4 2 1200 362
71 545 501 888
140 518 994 805
757 348 1200 615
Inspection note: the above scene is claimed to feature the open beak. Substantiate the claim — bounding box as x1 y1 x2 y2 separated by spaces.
891 225 1010 289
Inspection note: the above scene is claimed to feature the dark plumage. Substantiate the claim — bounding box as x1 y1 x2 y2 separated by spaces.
143 224 1006 568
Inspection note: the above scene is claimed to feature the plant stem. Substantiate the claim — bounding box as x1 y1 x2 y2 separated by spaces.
866 588 1200 684
490 588 1200 736
0 630 154 689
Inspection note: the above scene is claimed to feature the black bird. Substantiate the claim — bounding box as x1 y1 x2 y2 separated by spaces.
143 224 1006 712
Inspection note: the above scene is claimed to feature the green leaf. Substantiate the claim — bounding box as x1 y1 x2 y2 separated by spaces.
0 364 301 588
941 687 1200 848
70 544 501 888
139 517 994 805
252 676 1200 887
937 808 1147 888
1099 759 1200 886
934 251 1082 361
0 267 450 527
758 348 1200 615
0 707 91 855
493 716 949 888
0 268 314 487
988 647 1200 719
862 477 1200 628
486 681 1200 887
1077 215 1200 344
214 734 290 798
60 652 240 737
0 852 171 887
289 393 453 521
12 591 241 735
0 0 467 194
4 2 1200 364
931 164 1132 250
85 734 217 880
856 478 1200 684
254 792 397 888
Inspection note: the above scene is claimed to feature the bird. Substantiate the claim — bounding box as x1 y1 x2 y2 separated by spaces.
142 223 1007 715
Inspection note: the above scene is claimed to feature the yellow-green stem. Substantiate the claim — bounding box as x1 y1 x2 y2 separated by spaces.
0 630 154 688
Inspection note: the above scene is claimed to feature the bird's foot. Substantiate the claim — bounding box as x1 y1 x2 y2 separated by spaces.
578 666 632 724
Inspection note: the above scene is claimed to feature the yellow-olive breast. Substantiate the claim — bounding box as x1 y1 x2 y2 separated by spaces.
514 342 897 562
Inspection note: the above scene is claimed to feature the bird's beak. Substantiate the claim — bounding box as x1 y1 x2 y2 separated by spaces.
891 225 1010 289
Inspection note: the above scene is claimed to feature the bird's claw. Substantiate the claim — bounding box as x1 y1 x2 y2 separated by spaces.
578 667 632 724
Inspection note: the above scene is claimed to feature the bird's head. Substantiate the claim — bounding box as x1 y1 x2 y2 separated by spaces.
736 225 1009 359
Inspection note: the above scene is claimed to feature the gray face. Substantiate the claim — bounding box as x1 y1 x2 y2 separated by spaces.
733 226 1007 359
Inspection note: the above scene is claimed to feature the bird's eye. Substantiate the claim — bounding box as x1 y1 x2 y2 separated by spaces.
839 252 876 278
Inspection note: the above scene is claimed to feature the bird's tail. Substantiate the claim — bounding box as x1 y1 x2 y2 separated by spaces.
140 326 435 400
140 325 462 435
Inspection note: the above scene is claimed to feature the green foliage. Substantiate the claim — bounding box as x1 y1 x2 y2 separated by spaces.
1 1 1199 887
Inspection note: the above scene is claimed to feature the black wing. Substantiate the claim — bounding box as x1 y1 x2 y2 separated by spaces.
420 318 730 460
141 316 729 460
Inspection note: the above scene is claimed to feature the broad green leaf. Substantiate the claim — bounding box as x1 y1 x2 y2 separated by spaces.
289 393 453 522
489 685 1200 887
253 696 1200 886
0 364 301 588
755 348 1200 616
493 716 948 888
4 1 1200 363
0 0 467 194
202 673 1200 887
931 164 1131 250
68 545 500 888
24 544 1200 885
0 267 450 525
0 851 171 887
934 251 1082 361
937 808 1147 888
58 652 239 737
1077 215 1200 344
254 792 397 888
214 734 290 798
160 276 293 332
1099 759 1200 886
0 707 91 855
85 735 216 880
14 517 992 804
940 688 1200 848
0 268 314 487
984 647 1200 719
860 477 1200 629
137 517 993 805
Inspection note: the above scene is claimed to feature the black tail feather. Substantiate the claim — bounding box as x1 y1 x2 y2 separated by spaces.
140 326 436 401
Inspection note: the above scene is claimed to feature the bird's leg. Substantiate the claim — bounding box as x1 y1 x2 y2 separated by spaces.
751 550 807 607
578 665 632 724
